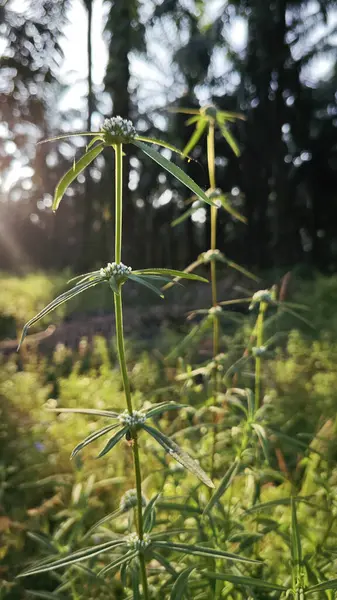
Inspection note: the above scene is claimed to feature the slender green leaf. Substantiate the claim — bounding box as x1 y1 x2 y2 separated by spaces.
108 276 120 295
183 119 207 156
86 136 104 151
132 141 216 207
226 259 259 281
73 563 106 582
280 301 310 311
244 496 311 515
151 550 177 576
71 424 120 458
97 426 128 458
146 402 187 419
18 540 126 576
162 259 204 291
143 493 160 533
134 268 208 283
216 195 247 223
307 579 337 593
152 541 260 564
185 115 201 125
291 497 302 565
269 429 318 454
26 591 65 600
85 508 122 537
167 107 200 115
152 528 198 540
171 567 196 600
280 306 316 329
217 111 246 122
131 562 141 600
18 278 102 349
220 298 251 306
67 270 101 285
143 424 214 488
27 532 56 552
252 424 270 463
171 204 202 227
99 550 138 576
48 407 119 418
204 460 241 514
223 356 251 384
135 136 188 158
53 142 104 210
216 119 240 156
166 317 211 361
224 395 248 416
157 502 202 515
129 274 164 298
139 274 173 283
203 572 286 592
37 132 101 145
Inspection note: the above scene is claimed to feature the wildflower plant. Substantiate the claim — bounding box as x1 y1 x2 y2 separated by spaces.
17 116 256 598
166 104 258 360
15 116 337 600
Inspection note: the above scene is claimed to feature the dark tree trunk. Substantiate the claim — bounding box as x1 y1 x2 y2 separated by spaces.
79 0 95 271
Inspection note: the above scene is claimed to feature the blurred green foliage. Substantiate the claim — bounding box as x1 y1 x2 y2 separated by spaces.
2 273 337 598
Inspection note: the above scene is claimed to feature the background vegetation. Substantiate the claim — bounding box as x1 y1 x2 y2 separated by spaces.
2 1 337 599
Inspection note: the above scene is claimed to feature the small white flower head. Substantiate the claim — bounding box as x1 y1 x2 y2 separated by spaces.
126 532 151 551
209 305 222 316
203 249 221 263
118 409 146 427
208 188 223 207
249 289 273 310
252 345 267 357
100 261 132 282
101 116 136 142
120 488 147 512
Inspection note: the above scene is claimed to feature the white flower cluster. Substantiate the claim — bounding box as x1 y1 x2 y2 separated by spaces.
119 488 147 512
249 289 273 310
209 305 222 316
100 262 132 280
126 532 151 551
118 409 146 427
101 116 136 140
252 345 267 357
203 249 221 263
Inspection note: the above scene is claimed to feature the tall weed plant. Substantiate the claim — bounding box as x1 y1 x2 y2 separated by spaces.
10 110 337 600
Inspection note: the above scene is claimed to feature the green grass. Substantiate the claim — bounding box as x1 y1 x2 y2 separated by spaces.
2 272 337 599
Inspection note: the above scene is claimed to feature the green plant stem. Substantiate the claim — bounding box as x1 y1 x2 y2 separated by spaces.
114 292 133 415
207 121 219 483
113 143 149 600
254 301 267 411
207 122 219 360
115 143 123 264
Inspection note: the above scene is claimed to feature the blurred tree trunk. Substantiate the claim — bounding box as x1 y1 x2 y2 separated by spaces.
104 0 145 264
79 0 95 271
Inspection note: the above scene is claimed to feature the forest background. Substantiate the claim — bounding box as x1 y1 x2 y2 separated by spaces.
2 0 337 275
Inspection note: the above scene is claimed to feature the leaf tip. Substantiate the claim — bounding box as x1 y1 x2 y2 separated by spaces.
17 327 27 351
